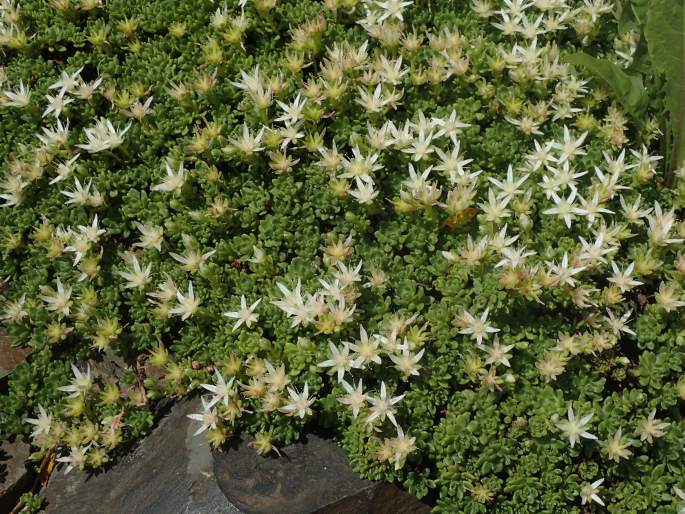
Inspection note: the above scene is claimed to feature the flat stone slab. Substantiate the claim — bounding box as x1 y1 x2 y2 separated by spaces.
42 398 430 514
43 399 239 514
214 434 429 514
0 440 31 512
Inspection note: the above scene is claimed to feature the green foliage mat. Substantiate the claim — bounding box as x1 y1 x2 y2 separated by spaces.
1 0 685 512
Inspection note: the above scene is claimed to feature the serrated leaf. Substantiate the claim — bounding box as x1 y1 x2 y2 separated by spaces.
645 0 685 170
565 52 648 116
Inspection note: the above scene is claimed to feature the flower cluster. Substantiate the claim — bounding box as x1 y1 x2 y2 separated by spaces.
1 0 685 511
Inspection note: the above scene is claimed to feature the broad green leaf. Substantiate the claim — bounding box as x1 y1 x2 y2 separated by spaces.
617 9 638 34
565 52 648 116
630 0 649 24
645 0 685 170
614 0 640 32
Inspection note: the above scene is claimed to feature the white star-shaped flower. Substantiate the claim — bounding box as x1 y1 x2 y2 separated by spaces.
170 281 201 320
554 405 597 448
223 295 261 331
458 307 499 345
152 162 186 193
279 382 315 418
25 405 53 438
579 478 605 506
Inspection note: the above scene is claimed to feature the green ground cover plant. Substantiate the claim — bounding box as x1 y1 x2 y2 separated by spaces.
1 0 685 511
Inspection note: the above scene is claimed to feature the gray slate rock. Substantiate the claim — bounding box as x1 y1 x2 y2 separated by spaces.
0 440 31 512
214 434 429 514
43 398 430 514
43 399 240 514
